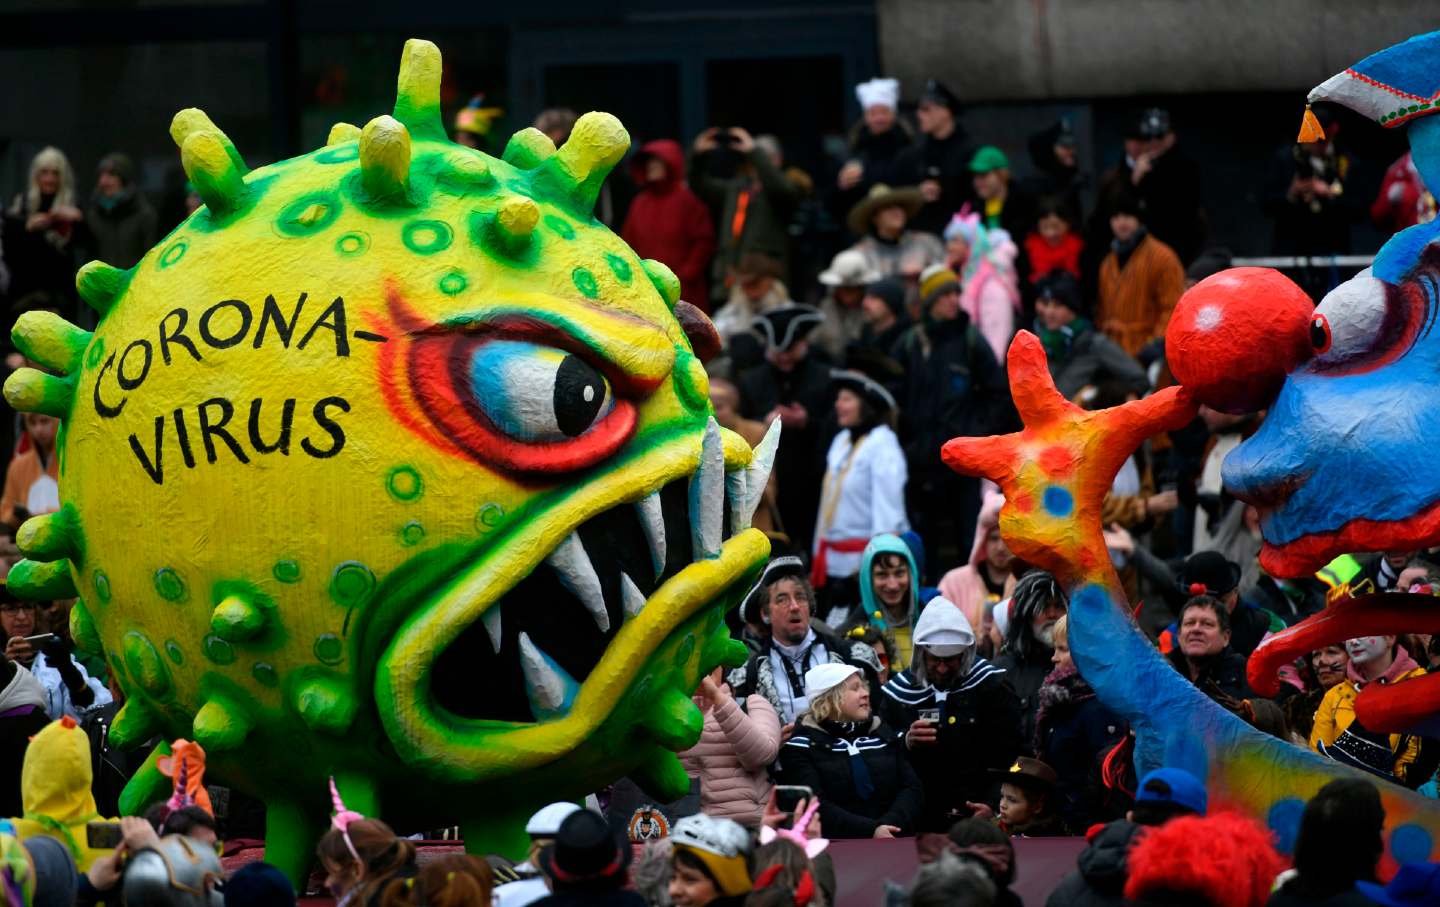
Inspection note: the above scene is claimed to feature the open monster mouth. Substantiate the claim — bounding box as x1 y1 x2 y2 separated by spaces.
376 419 778 777
1249 591 1440 733
1258 497 1440 578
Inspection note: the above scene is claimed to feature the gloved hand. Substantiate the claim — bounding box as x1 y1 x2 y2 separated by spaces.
41 636 94 707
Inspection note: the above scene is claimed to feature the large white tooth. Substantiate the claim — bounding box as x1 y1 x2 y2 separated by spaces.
517 632 579 721
725 468 749 535
547 532 610 633
635 492 666 579
741 417 781 526
620 572 647 619
481 606 503 653
689 418 725 560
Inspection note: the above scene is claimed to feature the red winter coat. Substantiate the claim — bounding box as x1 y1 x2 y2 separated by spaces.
1024 230 1084 284
621 140 717 310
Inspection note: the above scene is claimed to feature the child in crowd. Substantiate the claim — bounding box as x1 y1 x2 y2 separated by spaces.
319 780 417 907
1023 197 1083 286
668 814 753 907
993 757 1066 837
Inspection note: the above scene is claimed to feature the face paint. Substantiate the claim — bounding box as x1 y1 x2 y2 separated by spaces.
1345 636 1390 666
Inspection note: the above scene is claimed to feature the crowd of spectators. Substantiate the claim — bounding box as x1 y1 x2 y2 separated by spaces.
0 76 1438 906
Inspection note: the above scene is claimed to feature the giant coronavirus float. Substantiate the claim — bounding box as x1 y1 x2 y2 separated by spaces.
3 39 776 881
945 29 1440 871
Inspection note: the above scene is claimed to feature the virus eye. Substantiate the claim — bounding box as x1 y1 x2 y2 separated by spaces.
1310 314 1332 354
467 341 614 443
1308 272 1417 372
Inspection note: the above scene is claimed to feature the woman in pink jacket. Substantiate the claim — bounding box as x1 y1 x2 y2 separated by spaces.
937 491 1013 656
681 669 783 829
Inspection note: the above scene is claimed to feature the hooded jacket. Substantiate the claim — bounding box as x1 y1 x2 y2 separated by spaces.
826 534 922 670
938 492 1007 640
1310 645 1425 782
0 662 49 817
1044 819 1144 907
621 141 716 309
13 716 115 870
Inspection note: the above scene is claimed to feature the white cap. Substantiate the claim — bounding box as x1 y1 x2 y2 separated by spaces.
803 663 860 700
992 597 1012 639
913 597 975 657
526 801 582 836
856 78 899 112
672 814 751 858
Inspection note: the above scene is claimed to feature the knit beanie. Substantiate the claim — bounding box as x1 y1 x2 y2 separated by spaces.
865 277 907 317
919 265 960 308
97 152 136 187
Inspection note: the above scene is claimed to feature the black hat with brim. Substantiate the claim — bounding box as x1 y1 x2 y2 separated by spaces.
740 555 808 625
830 368 897 415
753 305 823 351
537 810 631 890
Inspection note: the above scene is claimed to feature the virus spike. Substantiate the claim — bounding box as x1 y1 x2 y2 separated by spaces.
193 694 254 752
495 196 539 244
392 38 445 141
642 260 681 309
3 368 74 418
6 558 76 600
327 122 360 146
643 688 704 750
632 747 692 802
16 505 80 561
12 311 92 375
111 698 161 750
210 593 266 641
292 675 359 735
70 598 102 655
181 130 247 217
359 115 412 202
502 127 555 170
170 108 249 176
75 260 128 315
538 112 630 213
446 151 493 188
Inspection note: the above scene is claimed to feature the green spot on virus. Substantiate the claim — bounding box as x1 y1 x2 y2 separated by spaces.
544 215 576 240
402 219 453 254
335 232 369 256
154 567 187 603
605 253 633 283
159 240 188 269
86 336 106 369
400 521 426 546
93 570 112 604
165 640 185 665
252 662 279 687
386 465 424 501
673 633 697 668
330 562 376 608
273 559 301 584
314 634 345 665
123 631 170 697
476 503 505 532
316 145 359 164
203 634 235 665
277 191 342 236
439 270 468 296
572 267 600 299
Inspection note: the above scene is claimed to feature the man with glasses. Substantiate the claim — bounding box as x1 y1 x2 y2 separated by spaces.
1 592 110 720
879 597 1022 832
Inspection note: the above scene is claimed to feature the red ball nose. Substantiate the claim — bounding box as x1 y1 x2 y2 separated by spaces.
1165 267 1313 414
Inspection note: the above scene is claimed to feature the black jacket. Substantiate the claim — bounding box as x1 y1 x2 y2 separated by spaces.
1035 670 1127 830
1044 819 1144 907
1045 324 1148 401
877 660 1022 832
893 128 977 235
737 355 833 550
993 647 1054 749
1166 645 1254 702
891 314 1013 480
1265 882 1379 907
776 715 923 838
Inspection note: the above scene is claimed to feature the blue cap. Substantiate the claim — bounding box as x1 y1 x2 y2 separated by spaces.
1357 863 1440 906
1135 767 1207 816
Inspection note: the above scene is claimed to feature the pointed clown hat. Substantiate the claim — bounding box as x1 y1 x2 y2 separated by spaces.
1299 30 1440 139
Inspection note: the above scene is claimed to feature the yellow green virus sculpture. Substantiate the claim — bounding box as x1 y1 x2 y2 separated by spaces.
3 39 776 880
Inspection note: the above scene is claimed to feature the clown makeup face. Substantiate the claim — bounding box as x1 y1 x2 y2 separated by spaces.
1311 645 1350 689
1345 636 1394 667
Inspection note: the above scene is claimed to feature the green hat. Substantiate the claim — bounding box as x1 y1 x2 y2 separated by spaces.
968 145 1010 173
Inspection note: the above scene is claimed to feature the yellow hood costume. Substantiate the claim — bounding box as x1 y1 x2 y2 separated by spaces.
12 716 115 870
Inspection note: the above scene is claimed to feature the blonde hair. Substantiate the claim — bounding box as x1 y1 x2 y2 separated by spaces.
806 672 862 724
19 147 76 214
1053 614 1068 648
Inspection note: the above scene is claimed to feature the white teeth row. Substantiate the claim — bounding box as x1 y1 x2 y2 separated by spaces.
476 416 782 668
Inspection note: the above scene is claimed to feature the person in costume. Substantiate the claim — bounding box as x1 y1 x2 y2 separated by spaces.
727 557 874 728
810 370 908 599
678 666 781 830
941 210 1022 363
534 809 644 907
834 77 913 207
316 779 417 907
812 249 881 361
777 663 921 839
667 814 753 907
993 756 1066 837
10 715 117 871
1311 636 1427 785
493 802 582 907
995 571 1066 746
879 597 1020 832
844 183 944 280
822 533 921 671
1123 812 1283 907
937 492 1013 656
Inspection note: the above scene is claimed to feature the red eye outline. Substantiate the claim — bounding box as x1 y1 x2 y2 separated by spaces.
1310 314 1332 354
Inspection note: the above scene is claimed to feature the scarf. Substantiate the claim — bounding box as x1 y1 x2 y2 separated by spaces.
1032 665 1096 754
1035 316 1092 361
1112 227 1147 269
819 719 874 799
